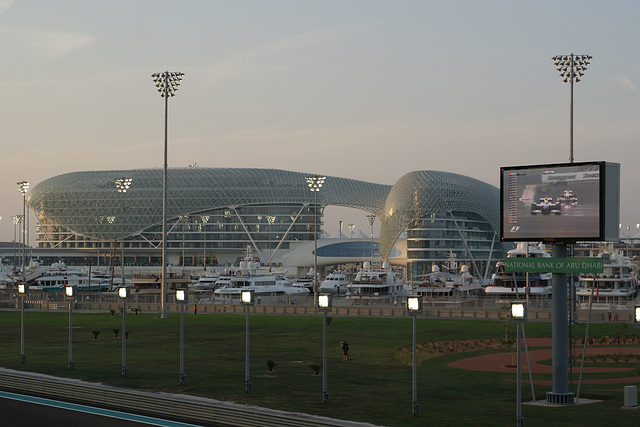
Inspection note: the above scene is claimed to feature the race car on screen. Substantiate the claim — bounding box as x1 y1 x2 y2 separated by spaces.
558 189 578 206
530 196 562 215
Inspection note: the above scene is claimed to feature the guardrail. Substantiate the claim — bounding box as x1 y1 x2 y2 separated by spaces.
0 368 375 427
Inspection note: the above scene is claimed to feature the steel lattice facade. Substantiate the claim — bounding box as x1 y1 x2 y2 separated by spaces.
27 168 508 270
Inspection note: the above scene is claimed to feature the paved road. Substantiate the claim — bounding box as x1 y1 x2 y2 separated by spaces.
0 391 204 427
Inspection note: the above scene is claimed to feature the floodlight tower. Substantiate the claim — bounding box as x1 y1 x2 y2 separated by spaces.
151 71 185 319
17 181 29 283
366 214 376 263
306 175 326 305
549 54 592 405
115 177 133 291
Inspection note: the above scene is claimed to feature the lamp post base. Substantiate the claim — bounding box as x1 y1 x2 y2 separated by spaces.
180 374 187 385
546 391 574 404
323 392 330 404
245 381 252 394
20 354 26 364
412 402 420 417
68 361 75 370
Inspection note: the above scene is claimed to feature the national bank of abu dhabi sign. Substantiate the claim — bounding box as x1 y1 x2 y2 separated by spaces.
505 257 603 274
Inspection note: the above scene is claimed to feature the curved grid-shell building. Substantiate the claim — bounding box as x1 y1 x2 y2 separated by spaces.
27 168 509 280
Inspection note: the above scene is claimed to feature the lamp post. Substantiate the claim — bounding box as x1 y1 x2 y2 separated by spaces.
348 224 355 239
318 293 332 404
266 215 276 271
65 285 77 370
338 221 343 239
152 70 185 319
179 215 189 274
241 290 254 393
176 288 188 385
619 223 639 257
118 286 130 377
306 176 326 305
407 295 422 417
115 178 132 290
201 215 210 272
552 54 592 164
18 283 28 363
17 181 29 283
511 301 527 427
366 214 376 264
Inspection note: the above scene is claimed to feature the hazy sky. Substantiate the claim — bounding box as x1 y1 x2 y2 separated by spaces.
1 1 639 243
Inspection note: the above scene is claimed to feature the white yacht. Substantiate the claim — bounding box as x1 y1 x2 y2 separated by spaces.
485 243 552 298
577 243 639 307
214 275 310 303
32 273 110 292
413 263 482 298
346 261 408 299
319 271 349 295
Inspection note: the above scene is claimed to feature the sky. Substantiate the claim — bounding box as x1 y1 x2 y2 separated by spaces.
1 0 639 243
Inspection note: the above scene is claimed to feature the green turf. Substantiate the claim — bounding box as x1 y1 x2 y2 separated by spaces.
0 310 639 426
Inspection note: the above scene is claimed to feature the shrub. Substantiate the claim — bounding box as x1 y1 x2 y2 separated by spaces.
308 364 321 375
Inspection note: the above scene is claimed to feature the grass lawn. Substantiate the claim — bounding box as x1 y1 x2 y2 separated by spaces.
0 309 639 426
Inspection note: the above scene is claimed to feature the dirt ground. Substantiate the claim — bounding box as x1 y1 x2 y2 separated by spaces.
448 338 640 386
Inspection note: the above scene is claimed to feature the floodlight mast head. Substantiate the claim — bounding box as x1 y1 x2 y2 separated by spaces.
115 177 133 193
634 305 640 328
552 54 592 83
305 175 326 191
151 71 185 97
17 181 30 196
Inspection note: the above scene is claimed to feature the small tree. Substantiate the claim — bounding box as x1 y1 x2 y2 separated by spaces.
267 360 277 372
92 330 100 340
496 304 516 366
113 328 120 338
615 323 629 356
308 364 321 375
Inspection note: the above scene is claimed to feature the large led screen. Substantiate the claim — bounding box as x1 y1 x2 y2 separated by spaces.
500 161 619 242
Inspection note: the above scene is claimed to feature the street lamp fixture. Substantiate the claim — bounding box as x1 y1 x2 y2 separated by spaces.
241 290 254 393
510 301 527 426
118 286 130 377
318 293 332 404
152 70 185 319
407 295 422 417
18 283 28 363
65 286 77 370
176 287 188 385
306 175 326 305
551 54 592 164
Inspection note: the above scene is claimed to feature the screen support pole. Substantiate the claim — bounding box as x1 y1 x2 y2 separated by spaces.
547 243 574 404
